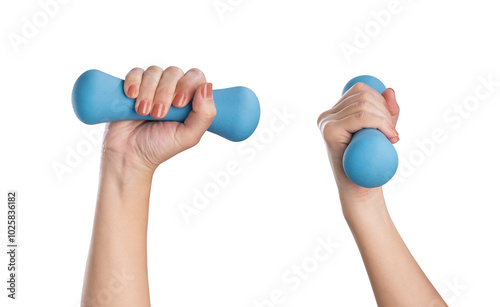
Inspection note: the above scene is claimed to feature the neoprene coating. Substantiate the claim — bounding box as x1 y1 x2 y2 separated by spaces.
341 75 399 188
72 70 261 142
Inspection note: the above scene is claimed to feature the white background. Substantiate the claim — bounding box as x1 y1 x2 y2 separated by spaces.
1 0 499 306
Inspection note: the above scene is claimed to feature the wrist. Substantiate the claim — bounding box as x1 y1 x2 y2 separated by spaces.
99 151 154 199
101 148 156 178
339 188 388 225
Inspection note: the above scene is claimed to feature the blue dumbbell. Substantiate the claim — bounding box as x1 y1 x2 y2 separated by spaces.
342 76 398 188
72 69 261 142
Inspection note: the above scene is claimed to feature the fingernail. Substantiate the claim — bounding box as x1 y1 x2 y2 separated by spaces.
137 100 149 116
202 83 213 99
389 88 395 97
136 100 144 114
392 127 399 137
152 104 164 118
390 136 400 143
173 93 185 108
127 85 137 98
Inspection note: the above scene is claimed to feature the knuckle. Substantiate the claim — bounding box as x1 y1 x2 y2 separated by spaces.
358 91 370 101
316 116 322 128
126 67 143 80
200 110 217 127
356 111 369 121
175 132 199 149
208 107 217 120
157 87 176 99
383 117 393 128
140 83 157 94
317 113 332 131
351 82 367 92
185 136 201 149
154 90 172 104
317 111 328 127
355 99 368 111
375 115 390 129
137 85 151 96
187 68 205 77
131 67 144 73
146 65 163 74
322 122 339 143
165 66 184 76
138 85 156 98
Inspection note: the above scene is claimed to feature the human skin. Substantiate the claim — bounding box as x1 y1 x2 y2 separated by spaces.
81 66 216 307
317 83 447 306
80 67 447 306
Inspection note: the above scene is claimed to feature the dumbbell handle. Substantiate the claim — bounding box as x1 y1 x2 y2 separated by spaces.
72 70 261 142
342 76 399 188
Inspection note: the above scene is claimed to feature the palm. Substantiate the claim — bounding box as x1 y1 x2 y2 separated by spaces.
322 88 400 198
103 120 183 169
328 144 371 193
101 66 215 171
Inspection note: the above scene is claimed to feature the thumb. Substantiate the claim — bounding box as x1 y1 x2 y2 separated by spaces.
382 88 400 126
174 82 216 149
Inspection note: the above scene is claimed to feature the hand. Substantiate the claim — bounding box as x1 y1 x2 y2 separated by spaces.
101 66 216 175
317 84 446 306
317 82 400 204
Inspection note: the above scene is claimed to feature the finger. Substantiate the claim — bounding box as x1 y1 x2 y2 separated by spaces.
124 67 144 99
331 99 392 123
382 88 400 126
343 111 399 143
172 68 207 108
151 66 185 119
326 84 391 123
317 82 396 135
322 111 399 145
174 83 216 149
317 91 392 130
135 65 164 116
340 82 389 110
332 91 392 120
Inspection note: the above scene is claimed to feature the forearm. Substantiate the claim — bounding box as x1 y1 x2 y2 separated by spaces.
82 154 153 307
341 190 446 307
